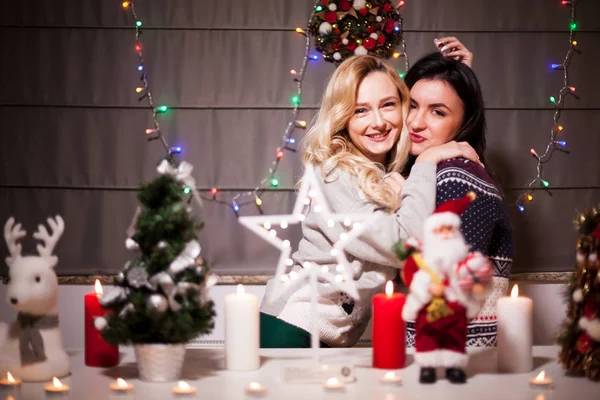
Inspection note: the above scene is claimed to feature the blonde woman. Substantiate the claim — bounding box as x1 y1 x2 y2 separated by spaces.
260 55 481 348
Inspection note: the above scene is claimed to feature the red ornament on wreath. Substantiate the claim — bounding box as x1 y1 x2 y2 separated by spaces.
340 0 351 11
308 0 405 65
363 38 376 50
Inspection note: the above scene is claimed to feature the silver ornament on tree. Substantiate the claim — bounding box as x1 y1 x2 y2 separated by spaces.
99 286 128 307
127 266 150 289
147 294 169 313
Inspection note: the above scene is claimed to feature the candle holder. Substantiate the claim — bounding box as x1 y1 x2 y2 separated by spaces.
380 371 402 385
172 381 197 395
110 378 134 392
323 377 345 391
44 377 70 393
245 382 267 397
529 371 553 390
0 372 21 387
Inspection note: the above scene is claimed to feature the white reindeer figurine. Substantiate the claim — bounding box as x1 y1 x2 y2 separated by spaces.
0 216 71 381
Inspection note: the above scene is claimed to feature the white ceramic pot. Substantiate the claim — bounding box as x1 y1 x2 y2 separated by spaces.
134 343 186 382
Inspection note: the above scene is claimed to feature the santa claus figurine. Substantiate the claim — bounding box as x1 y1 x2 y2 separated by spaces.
398 192 493 384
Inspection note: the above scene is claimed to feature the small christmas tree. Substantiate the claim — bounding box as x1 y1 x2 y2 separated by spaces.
97 159 216 344
557 205 600 381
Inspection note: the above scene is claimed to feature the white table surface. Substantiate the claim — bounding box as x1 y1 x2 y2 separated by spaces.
1 346 598 400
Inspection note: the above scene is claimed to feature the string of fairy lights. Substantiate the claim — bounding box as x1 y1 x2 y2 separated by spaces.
121 0 409 216
516 0 580 212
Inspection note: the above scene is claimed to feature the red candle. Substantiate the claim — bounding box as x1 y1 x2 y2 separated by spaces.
85 279 119 367
372 280 406 369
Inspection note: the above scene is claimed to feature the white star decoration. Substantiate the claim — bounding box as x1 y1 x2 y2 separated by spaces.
239 166 384 301
239 166 382 357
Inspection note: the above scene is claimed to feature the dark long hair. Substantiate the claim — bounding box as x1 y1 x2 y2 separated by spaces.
402 52 487 175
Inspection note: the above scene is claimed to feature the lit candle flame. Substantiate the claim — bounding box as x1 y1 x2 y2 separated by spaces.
384 371 396 380
249 382 261 390
237 284 245 296
7 372 15 383
117 378 127 388
511 284 519 298
385 280 393 296
53 377 63 388
535 371 545 381
95 279 103 295
326 377 340 385
178 381 190 390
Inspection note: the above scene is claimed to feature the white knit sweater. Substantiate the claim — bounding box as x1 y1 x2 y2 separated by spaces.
260 162 437 347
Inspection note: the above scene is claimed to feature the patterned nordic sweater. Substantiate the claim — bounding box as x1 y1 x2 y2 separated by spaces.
406 157 513 347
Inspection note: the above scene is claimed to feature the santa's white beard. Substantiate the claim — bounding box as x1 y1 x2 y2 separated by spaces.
422 234 470 273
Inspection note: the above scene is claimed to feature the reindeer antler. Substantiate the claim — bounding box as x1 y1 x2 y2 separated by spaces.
4 217 26 265
33 216 65 258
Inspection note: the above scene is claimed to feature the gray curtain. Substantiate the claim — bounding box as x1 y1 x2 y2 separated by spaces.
0 0 599 276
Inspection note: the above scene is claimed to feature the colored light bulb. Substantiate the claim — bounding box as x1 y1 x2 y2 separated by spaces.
557 125 564 131
316 5 323 11
549 96 556 104
210 188 218 195
572 40 577 46
296 27 304 34
288 138 296 144
568 86 576 92
518 205 525 212
138 65 143 71
557 141 567 147
551 63 561 69
395 26 400 31
541 180 550 187
277 150 284 159
122 1 130 9
156 105 168 113
290 69 297 75
135 87 143 93
233 202 240 212
135 44 141 52
570 21 577 30
527 194 533 201
399 73 405 79
393 52 401 59
398 0 405 6
171 146 182 154
255 197 263 206
136 20 142 27
145 128 156 135
291 95 300 105
310 54 319 60
530 148 538 156
297 120 307 127
270 178 279 187
183 187 191 194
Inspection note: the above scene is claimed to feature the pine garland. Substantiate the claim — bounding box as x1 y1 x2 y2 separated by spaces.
99 169 216 345
557 206 600 381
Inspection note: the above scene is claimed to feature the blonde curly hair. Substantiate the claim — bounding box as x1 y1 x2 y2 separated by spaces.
302 55 411 211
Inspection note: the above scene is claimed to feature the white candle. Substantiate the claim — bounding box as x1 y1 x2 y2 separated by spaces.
529 370 553 389
497 284 533 373
323 377 345 391
225 284 260 371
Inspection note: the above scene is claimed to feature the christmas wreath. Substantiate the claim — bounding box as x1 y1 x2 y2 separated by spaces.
308 0 404 64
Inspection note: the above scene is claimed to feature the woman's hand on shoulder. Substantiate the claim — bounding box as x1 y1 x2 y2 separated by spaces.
383 172 405 204
434 37 473 68
415 141 483 166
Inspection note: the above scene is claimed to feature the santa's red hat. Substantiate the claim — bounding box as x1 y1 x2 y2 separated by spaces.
424 191 477 234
